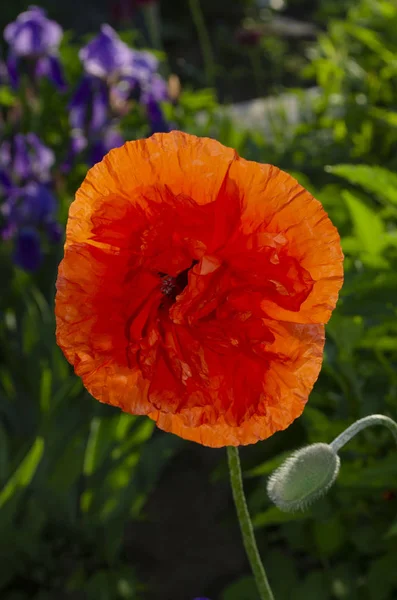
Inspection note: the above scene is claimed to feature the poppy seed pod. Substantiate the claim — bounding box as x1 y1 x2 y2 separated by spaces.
267 443 340 511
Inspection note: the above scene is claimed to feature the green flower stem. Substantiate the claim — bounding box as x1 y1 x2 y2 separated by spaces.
142 2 162 51
227 447 275 600
330 414 397 453
188 0 216 87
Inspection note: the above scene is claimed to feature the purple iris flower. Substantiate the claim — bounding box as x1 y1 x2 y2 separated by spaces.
13 227 42 271
69 76 109 132
4 7 62 57
62 130 88 172
66 76 112 168
67 24 170 166
69 77 94 131
141 72 168 104
78 25 167 103
34 54 66 90
72 26 141 122
0 170 12 190
79 25 136 80
0 141 11 169
0 132 61 271
0 134 55 183
1 182 60 270
64 124 124 169
67 26 132 166
127 57 169 134
5 182 57 226
131 50 159 82
45 220 62 243
140 73 169 134
13 135 31 180
3 6 65 89
25 133 55 179
146 98 169 134
89 126 124 165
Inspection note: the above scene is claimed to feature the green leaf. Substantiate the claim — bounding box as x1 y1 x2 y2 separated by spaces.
221 576 258 600
81 415 155 515
295 571 331 600
39 367 52 414
340 271 397 319
367 553 397 600
266 550 298 600
0 437 44 509
302 406 346 444
0 423 9 485
385 519 397 538
180 88 218 112
252 506 307 528
330 563 360 599
85 571 113 600
327 164 397 205
327 315 364 355
83 416 108 477
371 106 397 129
342 189 387 265
343 23 395 62
338 454 397 488
313 517 346 557
0 86 16 107
245 451 292 478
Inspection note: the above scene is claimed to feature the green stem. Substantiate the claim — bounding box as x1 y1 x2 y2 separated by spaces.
142 2 162 51
227 447 275 600
188 0 216 87
330 414 397 453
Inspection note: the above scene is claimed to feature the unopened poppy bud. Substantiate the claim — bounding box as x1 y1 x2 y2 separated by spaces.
267 443 340 512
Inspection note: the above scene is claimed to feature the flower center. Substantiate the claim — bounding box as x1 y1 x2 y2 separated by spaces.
159 260 198 302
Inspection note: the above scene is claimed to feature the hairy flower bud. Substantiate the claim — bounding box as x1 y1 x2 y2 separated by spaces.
267 443 340 512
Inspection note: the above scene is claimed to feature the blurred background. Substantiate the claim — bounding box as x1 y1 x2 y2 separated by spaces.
1 1 397 599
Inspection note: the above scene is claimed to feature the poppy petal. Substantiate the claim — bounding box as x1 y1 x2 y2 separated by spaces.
56 132 343 447
65 132 237 248
148 320 325 447
228 158 343 323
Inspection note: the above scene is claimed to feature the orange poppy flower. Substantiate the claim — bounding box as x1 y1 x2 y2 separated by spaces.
55 132 343 447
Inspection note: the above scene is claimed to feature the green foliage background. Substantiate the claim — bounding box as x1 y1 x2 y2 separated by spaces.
1 0 397 598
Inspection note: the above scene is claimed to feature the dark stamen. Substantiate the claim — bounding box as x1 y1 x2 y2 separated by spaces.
159 260 198 302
